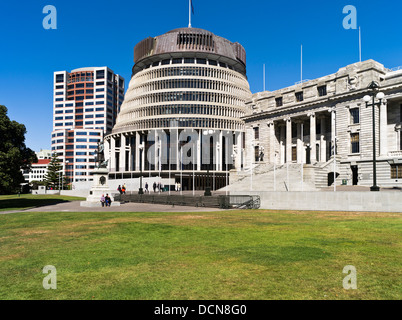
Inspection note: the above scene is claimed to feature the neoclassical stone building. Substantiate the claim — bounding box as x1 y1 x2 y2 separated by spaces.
104 27 252 190
243 60 402 188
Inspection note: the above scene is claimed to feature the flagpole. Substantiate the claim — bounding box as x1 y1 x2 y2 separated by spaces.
263 64 265 91
359 26 362 62
188 0 192 28
301 44 303 82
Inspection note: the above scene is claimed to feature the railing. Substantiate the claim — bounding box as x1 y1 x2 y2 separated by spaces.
388 151 402 157
389 66 402 72
114 193 260 209
295 79 311 85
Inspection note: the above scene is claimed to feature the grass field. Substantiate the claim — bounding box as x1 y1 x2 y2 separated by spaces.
0 194 86 211
0 203 400 300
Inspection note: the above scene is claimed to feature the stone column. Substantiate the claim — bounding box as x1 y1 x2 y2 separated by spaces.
320 116 327 162
119 134 126 172
285 117 292 163
197 129 201 171
110 136 116 171
135 132 140 171
267 121 275 163
217 130 223 171
380 100 388 156
308 112 316 163
328 108 336 158
296 121 303 163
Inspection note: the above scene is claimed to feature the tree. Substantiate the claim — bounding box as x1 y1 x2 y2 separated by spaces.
43 152 62 190
0 105 37 194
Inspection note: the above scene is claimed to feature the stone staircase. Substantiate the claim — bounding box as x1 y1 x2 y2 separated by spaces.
222 158 340 192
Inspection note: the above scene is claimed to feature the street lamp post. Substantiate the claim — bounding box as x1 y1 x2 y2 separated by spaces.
138 143 144 194
363 81 384 192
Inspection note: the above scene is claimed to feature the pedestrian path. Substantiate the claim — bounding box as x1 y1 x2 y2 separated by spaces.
0 199 225 215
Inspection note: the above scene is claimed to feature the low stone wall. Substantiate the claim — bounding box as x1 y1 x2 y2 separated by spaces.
230 191 402 213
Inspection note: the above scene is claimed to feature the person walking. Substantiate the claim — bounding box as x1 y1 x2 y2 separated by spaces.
122 183 127 194
100 194 105 207
145 182 149 193
153 182 157 193
175 182 178 192
117 185 122 194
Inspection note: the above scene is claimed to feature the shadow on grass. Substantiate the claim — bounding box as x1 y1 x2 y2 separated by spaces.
0 198 71 211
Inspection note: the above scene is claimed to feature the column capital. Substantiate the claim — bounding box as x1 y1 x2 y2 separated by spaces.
283 116 291 122
307 112 315 118
267 120 274 126
327 107 336 113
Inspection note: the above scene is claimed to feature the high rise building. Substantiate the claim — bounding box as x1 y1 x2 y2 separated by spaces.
51 67 125 183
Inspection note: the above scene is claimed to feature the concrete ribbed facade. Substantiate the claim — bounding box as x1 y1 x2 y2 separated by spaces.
105 27 252 191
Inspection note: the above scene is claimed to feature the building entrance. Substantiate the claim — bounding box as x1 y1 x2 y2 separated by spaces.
351 165 358 185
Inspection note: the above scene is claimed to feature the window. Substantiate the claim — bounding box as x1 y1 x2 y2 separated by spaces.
95 107 104 111
172 58 182 64
55 98 63 101
96 88 104 92
275 97 283 107
89 132 101 136
350 108 360 124
197 58 206 64
400 104 402 122
55 91 64 95
55 74 64 83
351 133 360 153
184 58 194 64
76 138 87 142
76 152 87 155
295 92 303 102
55 85 64 89
96 70 105 79
85 115 94 118
318 85 327 97
391 164 402 179
253 127 259 139
161 59 170 65
76 132 86 135
400 131 402 150
209 60 217 66
96 94 104 99
55 116 63 120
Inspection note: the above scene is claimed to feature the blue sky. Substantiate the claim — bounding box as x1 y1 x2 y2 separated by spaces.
0 0 401 151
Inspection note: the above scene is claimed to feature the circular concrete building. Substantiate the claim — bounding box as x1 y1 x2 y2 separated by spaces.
105 27 252 191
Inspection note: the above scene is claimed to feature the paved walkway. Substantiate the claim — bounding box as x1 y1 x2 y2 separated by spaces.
0 200 225 215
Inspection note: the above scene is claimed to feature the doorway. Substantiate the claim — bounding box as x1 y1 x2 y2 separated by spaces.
351 165 358 185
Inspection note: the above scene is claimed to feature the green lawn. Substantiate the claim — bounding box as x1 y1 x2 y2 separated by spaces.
0 209 400 300
0 194 85 211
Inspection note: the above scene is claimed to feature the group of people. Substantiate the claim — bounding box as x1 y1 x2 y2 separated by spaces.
100 194 112 207
117 184 126 194
143 182 165 193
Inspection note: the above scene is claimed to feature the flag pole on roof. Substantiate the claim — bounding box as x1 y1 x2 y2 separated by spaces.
188 0 194 28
